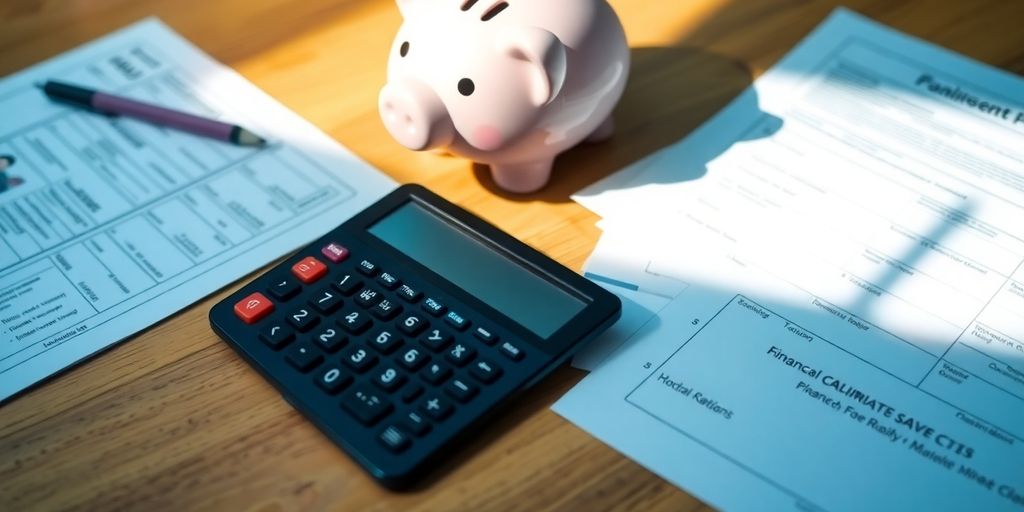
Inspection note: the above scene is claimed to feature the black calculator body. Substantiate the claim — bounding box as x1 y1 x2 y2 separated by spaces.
209 184 621 489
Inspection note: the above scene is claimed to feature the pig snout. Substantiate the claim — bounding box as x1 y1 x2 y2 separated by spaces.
379 80 455 151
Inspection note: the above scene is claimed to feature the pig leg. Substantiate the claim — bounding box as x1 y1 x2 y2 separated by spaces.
490 159 555 194
585 116 615 143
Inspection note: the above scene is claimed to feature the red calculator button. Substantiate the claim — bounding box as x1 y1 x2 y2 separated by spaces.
321 243 350 263
235 292 274 324
292 256 327 284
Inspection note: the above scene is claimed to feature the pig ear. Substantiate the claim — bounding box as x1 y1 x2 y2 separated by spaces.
499 27 568 107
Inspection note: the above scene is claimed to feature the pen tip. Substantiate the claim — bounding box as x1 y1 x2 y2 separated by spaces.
34 81 46 90
0 155 13 170
236 128 267 147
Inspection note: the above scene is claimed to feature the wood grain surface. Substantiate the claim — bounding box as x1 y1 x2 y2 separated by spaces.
2 0 1023 510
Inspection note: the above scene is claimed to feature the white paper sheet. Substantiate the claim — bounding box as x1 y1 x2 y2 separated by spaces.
0 19 396 402
557 8 1024 511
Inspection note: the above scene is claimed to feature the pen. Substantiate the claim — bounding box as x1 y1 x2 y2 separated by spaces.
38 80 266 147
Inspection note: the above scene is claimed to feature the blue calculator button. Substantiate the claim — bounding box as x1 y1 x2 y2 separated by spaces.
444 311 469 331
357 259 379 276
418 394 454 421
422 298 446 316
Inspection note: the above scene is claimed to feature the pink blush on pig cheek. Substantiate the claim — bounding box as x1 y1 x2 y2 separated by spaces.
470 125 503 151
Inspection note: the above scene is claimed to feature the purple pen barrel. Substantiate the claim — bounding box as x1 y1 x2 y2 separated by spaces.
92 92 236 142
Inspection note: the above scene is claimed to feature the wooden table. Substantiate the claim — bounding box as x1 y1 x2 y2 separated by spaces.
3 1 1022 510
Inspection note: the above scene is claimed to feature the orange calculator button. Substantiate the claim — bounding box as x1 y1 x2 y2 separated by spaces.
234 292 274 324
292 256 328 284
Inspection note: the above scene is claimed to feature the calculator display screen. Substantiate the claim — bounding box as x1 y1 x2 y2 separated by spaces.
369 201 587 338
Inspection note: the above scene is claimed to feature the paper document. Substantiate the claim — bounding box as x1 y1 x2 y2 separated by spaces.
557 8 1024 511
0 20 395 402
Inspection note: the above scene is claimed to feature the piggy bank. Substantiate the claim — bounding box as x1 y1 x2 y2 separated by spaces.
379 0 630 193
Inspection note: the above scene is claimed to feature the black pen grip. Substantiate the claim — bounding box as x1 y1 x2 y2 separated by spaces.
42 81 96 108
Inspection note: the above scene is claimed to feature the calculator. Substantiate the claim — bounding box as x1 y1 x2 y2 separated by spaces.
209 184 620 489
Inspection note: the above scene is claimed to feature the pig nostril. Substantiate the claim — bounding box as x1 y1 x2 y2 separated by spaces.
404 115 413 124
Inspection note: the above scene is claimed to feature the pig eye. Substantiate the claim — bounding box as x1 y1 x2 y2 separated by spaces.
400 42 410 57
458 78 475 96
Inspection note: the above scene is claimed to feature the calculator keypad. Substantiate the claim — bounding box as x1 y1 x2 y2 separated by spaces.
228 240 531 469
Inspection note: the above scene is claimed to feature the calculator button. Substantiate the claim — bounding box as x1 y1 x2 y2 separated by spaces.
420 362 452 385
357 259 379 276
399 411 431 436
372 365 407 392
285 342 323 373
292 256 328 284
445 343 476 367
309 288 343 314
286 307 320 332
341 346 378 373
422 298 446 316
397 284 422 303
269 278 301 301
419 328 452 352
312 326 346 353
337 309 372 335
234 293 274 324
473 327 498 345
444 378 478 403
444 311 470 331
500 341 524 361
379 425 411 453
356 288 382 309
315 366 352 395
419 394 454 421
402 383 425 403
398 314 428 336
341 384 392 426
371 299 402 321
377 272 400 290
332 274 362 296
470 360 503 384
397 347 428 371
368 329 403 354
259 323 293 350
321 243 350 263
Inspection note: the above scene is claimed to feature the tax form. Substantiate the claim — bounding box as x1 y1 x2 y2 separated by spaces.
0 20 395 402
556 9 1024 511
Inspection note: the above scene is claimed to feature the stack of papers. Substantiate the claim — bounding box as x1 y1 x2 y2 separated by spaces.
556 8 1024 511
